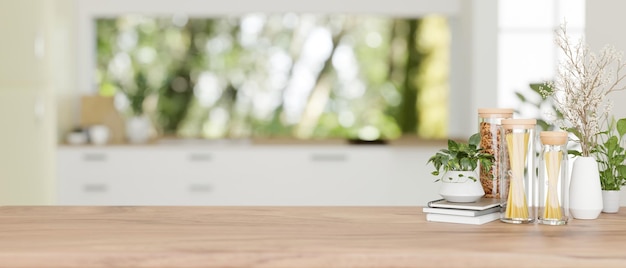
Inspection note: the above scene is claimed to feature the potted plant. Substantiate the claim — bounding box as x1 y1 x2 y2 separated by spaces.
427 133 494 203
594 117 626 213
121 72 153 144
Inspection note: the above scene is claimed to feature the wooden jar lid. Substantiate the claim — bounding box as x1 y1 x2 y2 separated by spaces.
540 131 568 145
501 119 537 129
478 108 514 117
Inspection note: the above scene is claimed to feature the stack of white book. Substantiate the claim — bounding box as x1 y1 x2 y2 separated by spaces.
423 198 501 225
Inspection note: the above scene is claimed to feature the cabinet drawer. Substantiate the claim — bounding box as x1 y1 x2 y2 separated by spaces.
58 182 116 205
57 145 428 206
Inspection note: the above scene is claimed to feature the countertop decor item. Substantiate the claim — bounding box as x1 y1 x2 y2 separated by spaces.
540 23 626 220
602 190 621 214
538 131 569 225
570 156 603 219
126 114 152 144
424 198 501 223
437 171 485 203
88 125 110 146
425 211 500 225
65 128 88 145
499 119 536 224
121 72 154 144
594 117 626 213
541 24 626 158
478 108 514 199
427 133 494 202
80 95 125 144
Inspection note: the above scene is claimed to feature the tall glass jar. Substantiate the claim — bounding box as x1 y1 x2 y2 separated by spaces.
478 108 514 199
499 119 536 224
538 131 569 225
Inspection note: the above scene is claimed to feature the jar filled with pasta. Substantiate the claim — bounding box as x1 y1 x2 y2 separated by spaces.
538 131 569 225
499 119 537 224
478 108 514 198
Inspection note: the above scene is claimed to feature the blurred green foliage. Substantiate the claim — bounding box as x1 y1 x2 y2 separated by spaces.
514 83 560 131
96 14 449 140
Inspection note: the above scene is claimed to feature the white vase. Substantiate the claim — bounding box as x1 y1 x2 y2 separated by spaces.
602 190 620 213
126 115 151 144
89 125 110 146
569 157 603 219
439 171 485 203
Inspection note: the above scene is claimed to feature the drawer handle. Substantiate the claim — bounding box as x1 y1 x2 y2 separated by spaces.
83 153 107 162
310 153 348 162
188 153 212 162
188 184 212 193
83 184 108 193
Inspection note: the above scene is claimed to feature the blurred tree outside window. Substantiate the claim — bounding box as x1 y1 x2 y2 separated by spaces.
96 14 449 141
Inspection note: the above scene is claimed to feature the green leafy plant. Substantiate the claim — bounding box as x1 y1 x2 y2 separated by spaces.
517 83 562 131
594 117 626 191
427 133 494 182
126 72 150 116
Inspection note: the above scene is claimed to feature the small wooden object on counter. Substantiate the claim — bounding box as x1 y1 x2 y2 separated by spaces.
80 95 125 144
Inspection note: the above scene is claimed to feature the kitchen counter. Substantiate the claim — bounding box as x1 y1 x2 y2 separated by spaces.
0 206 624 267
59 135 449 147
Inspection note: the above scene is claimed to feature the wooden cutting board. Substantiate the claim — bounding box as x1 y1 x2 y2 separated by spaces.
80 95 125 144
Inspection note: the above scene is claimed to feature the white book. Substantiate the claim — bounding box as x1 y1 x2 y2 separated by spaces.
427 198 500 211
425 212 501 225
422 206 500 217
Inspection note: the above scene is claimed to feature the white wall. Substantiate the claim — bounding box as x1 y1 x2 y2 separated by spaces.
586 0 626 120
587 0 626 205
448 0 498 138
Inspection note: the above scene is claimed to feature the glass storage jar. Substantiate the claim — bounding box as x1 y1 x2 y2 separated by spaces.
478 108 514 199
499 119 536 224
537 131 569 225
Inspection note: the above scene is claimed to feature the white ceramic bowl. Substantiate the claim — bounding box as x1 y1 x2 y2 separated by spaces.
66 132 88 145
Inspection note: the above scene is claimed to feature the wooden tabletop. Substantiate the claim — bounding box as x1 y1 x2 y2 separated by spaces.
0 206 625 267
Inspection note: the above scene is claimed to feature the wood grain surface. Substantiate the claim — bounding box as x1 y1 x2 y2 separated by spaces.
0 206 624 267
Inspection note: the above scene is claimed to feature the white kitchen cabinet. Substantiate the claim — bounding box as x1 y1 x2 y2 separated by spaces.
57 144 441 205
0 0 57 205
58 147 219 205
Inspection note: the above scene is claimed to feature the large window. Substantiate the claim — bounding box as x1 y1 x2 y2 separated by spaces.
498 0 585 121
96 14 450 140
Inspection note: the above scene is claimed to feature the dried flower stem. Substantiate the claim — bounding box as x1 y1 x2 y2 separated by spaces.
545 24 626 156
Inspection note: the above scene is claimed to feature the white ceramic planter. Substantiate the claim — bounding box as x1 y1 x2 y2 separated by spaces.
569 157 603 219
602 190 620 213
126 115 151 144
439 171 485 203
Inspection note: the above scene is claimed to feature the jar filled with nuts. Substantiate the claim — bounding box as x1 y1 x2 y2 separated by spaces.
478 108 514 199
